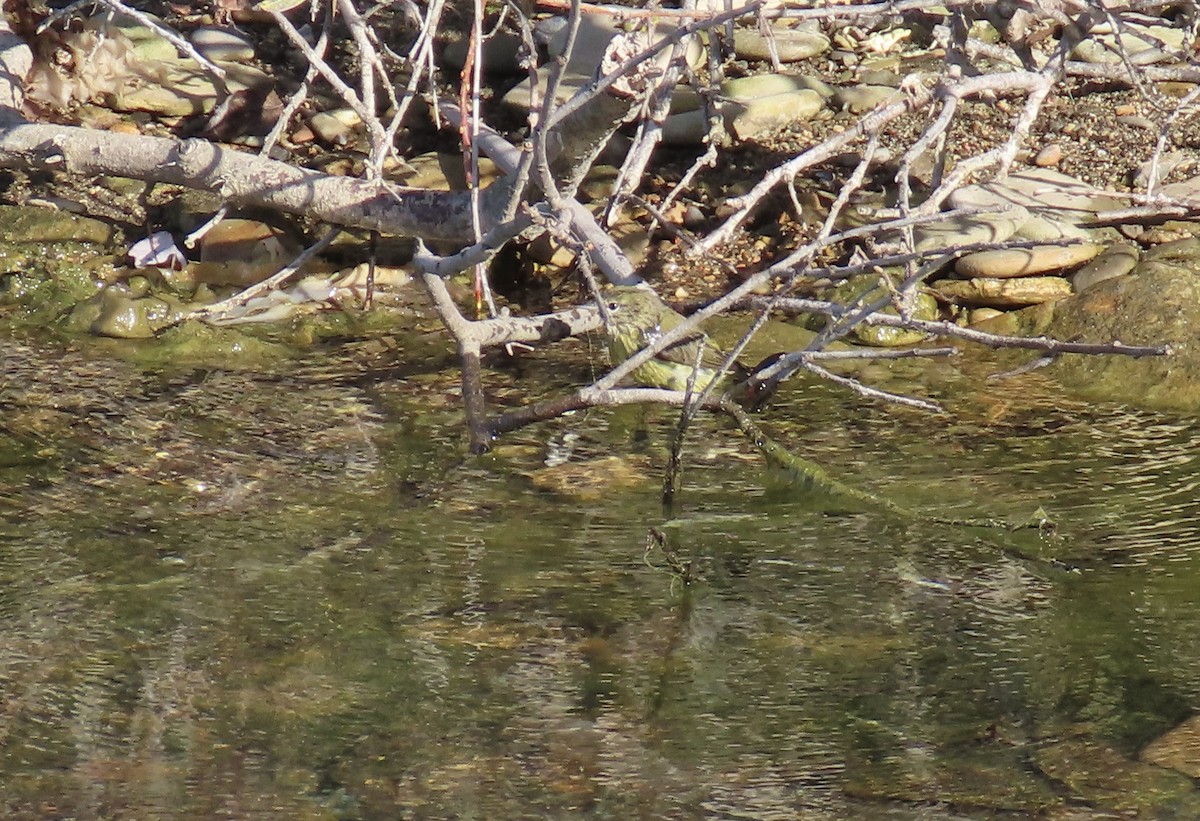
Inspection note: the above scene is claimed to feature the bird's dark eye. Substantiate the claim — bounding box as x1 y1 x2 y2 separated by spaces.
607 301 620 312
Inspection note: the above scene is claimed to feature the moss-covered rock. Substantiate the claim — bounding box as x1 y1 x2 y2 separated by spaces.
828 273 939 347
68 285 191 338
0 204 116 247
1045 237 1200 408
0 205 118 330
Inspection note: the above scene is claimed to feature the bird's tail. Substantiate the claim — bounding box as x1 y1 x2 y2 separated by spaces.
732 352 786 409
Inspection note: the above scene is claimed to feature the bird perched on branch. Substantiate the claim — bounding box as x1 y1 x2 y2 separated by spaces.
602 285 781 407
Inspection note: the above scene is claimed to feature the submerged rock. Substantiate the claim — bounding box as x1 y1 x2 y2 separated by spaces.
191 218 303 287
1035 738 1200 815
1142 715 1200 778
844 733 1061 813
828 273 938 346
0 205 116 247
525 455 651 499
0 205 116 329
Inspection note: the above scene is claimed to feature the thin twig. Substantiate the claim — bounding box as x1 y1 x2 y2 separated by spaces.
185 226 343 323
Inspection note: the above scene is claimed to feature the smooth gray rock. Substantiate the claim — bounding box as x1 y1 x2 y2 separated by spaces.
955 243 1102 279
948 169 1122 227
733 26 830 62
910 208 1029 254
1072 242 1139 292
727 89 825 141
190 26 256 63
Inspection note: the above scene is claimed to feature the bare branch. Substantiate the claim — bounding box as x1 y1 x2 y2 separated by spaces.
0 122 491 241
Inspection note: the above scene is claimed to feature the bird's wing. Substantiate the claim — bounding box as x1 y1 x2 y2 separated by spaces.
642 321 716 369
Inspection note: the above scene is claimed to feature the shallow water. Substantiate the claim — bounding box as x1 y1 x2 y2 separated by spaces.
3 337 1200 819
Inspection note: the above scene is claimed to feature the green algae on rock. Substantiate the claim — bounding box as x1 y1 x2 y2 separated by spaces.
1045 238 1200 409
827 273 938 347
114 321 298 369
0 205 116 246
0 205 118 331
68 285 192 339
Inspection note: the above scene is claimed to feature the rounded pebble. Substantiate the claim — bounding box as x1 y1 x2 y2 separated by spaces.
727 89 825 141
932 275 1073 307
1034 143 1063 167
190 26 256 63
969 307 1005 324
955 243 1102 278
833 85 901 113
1072 242 1139 292
733 26 830 62
307 108 361 145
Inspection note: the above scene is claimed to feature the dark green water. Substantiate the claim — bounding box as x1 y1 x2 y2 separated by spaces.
4 338 1200 819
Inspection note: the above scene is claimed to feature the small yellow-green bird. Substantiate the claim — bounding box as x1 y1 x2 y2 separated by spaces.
602 285 780 406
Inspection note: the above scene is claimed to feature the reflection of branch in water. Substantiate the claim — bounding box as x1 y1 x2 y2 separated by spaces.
718 394 1049 531
644 527 699 587
760 297 1172 360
